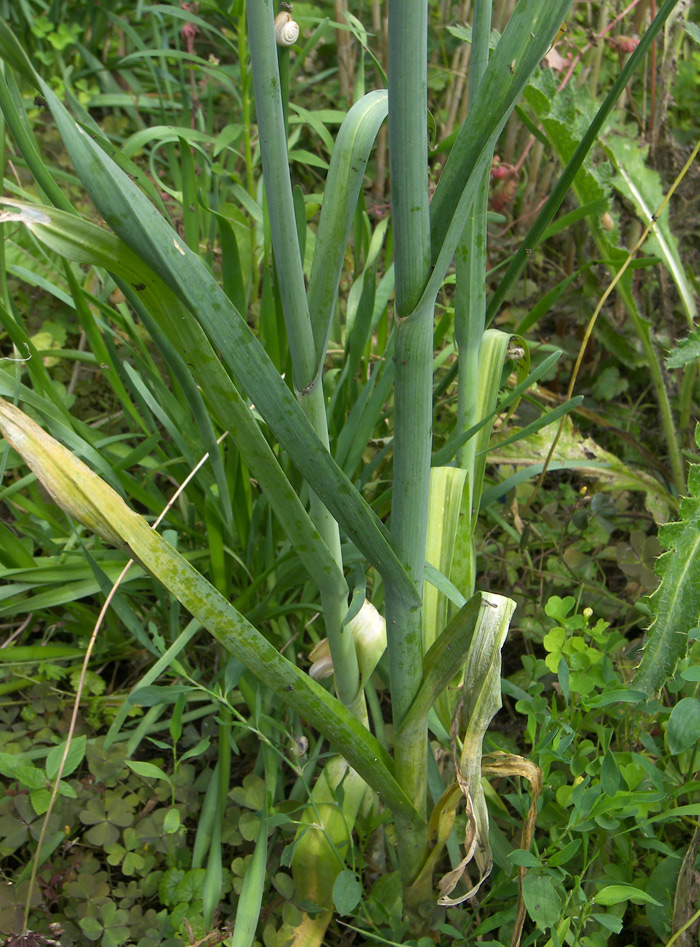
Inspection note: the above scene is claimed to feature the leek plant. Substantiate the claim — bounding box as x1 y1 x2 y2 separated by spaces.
0 0 682 938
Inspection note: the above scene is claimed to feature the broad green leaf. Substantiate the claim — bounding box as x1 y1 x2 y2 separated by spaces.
487 0 680 321
292 756 368 911
158 868 186 908
45 735 87 781
594 884 662 907
14 765 46 791
522 873 562 929
507 849 541 868
523 70 630 291
126 760 172 785
685 21 700 44
548 838 581 868
30 789 52 815
0 753 31 779
332 870 362 915
590 913 624 934
163 808 181 834
180 736 212 762
600 749 621 797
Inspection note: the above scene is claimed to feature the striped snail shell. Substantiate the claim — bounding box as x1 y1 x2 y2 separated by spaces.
274 11 300 47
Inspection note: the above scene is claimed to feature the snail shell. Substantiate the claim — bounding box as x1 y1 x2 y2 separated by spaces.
274 11 300 47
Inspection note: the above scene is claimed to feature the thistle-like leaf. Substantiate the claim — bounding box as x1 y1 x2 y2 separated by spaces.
634 453 700 695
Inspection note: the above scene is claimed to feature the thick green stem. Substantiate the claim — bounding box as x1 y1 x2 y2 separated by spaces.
247 0 360 705
386 0 432 890
247 1 316 390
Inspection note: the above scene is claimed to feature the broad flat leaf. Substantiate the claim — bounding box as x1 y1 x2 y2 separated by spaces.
594 884 662 907
13 765 46 791
174 867 205 904
522 873 561 929
158 868 186 908
508 849 541 868
126 760 172 784
292 756 368 911
45 735 87 781
332 870 362 915
163 809 180 835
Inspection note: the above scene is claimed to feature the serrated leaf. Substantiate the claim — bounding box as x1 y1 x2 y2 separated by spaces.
174 867 205 904
667 328 700 369
524 71 630 290
606 134 696 326
634 463 700 694
159 868 186 907
685 21 700 44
